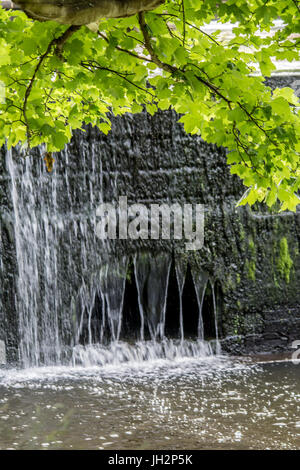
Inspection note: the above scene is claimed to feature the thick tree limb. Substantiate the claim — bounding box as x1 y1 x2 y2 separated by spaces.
2 0 164 24
0 1 20 10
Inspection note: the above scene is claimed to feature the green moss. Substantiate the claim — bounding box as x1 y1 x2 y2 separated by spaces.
246 259 256 281
248 237 256 256
232 314 242 335
223 273 235 292
239 226 245 242
277 237 293 283
244 237 256 281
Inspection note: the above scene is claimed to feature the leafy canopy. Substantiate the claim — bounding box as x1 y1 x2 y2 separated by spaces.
0 0 300 210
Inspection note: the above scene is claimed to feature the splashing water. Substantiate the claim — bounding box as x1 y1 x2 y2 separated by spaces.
5 147 221 368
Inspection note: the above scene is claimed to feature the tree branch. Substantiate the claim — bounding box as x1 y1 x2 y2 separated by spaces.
0 1 20 10
23 25 81 147
292 0 300 13
137 11 279 152
138 11 177 74
97 31 154 64
80 60 155 98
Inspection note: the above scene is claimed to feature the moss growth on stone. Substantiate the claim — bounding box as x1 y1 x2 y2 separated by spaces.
239 225 245 242
244 237 256 281
277 237 293 283
248 237 256 256
246 259 256 281
232 314 242 335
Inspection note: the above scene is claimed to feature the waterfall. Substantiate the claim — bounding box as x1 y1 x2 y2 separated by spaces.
191 268 209 339
5 145 97 366
212 281 221 354
175 259 187 342
6 147 62 367
134 253 171 340
71 338 213 367
99 257 128 341
5 144 221 368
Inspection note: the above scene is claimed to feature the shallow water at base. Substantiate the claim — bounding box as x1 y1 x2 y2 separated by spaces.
0 357 299 450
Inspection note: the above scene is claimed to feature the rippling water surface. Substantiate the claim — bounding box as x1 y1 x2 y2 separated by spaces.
0 356 299 450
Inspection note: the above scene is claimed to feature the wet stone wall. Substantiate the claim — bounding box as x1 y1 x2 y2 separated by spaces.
0 75 300 363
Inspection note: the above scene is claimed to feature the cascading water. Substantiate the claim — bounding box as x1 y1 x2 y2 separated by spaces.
6 147 62 367
211 281 221 354
191 269 221 353
175 259 187 342
5 145 221 368
191 268 209 340
77 257 128 343
134 253 172 340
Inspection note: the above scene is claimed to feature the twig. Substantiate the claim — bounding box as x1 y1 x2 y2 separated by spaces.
292 0 300 13
97 31 154 64
181 0 186 47
237 101 277 146
138 12 176 74
80 61 155 98
156 12 221 46
22 25 80 147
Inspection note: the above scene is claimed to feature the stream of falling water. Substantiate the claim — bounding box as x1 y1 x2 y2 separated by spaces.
175 259 187 343
6 148 62 366
5 147 221 368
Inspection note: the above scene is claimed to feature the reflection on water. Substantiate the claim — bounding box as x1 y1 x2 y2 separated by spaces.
0 357 299 450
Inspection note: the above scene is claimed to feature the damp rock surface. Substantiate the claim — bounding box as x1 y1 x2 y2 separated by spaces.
0 76 300 364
